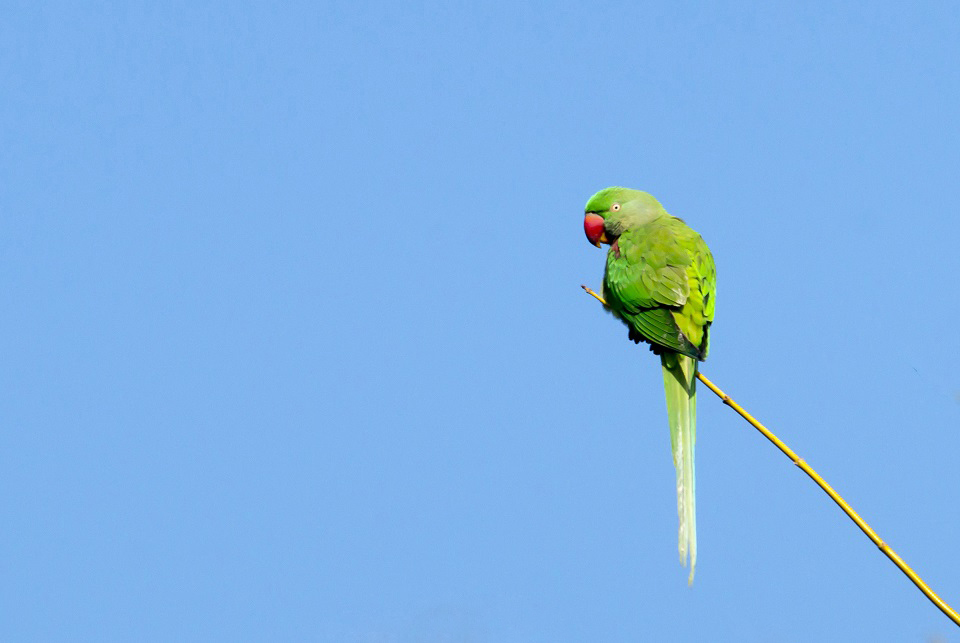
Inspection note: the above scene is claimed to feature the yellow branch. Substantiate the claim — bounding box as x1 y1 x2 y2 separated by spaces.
581 284 960 628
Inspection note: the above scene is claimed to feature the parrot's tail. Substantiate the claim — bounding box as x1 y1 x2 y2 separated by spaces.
661 351 697 585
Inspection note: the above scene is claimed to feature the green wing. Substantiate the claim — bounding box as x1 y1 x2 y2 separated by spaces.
603 217 715 359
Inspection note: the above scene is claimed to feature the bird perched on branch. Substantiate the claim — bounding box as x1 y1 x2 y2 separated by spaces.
583 187 716 584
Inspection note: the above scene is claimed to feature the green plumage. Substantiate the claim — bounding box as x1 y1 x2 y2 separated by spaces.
661 351 698 583
585 187 716 584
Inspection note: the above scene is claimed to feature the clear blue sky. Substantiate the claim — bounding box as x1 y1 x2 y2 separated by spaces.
2 2 959 641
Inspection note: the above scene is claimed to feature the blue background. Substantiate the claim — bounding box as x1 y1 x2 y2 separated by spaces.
3 2 959 641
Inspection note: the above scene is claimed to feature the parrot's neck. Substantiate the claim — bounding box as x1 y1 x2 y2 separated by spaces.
609 211 667 238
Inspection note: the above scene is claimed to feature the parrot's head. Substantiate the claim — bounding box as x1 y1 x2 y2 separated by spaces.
583 187 665 247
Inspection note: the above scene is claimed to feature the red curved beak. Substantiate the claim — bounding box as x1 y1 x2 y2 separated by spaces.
584 214 608 247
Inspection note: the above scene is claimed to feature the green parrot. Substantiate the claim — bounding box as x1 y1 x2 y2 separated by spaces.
583 187 716 584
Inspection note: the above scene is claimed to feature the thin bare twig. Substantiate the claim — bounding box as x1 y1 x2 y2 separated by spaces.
581 283 960 628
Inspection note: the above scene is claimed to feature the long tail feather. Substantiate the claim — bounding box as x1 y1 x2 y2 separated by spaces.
661 352 697 584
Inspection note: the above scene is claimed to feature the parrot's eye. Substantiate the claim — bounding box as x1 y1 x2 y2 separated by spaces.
611 203 621 211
